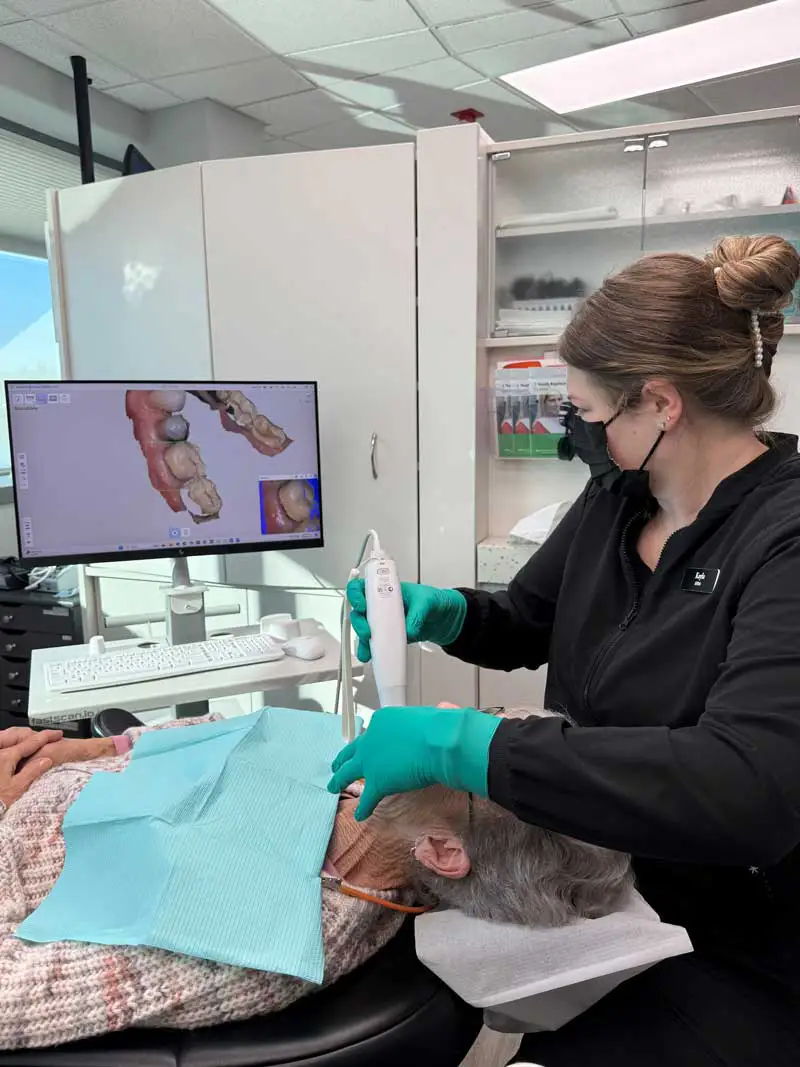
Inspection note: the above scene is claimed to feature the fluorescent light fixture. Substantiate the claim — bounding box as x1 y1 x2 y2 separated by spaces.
501 0 800 115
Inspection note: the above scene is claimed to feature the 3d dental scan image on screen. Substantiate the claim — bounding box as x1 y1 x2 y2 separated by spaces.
5 382 322 564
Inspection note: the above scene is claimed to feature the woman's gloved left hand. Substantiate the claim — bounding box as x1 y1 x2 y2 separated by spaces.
327 705 501 821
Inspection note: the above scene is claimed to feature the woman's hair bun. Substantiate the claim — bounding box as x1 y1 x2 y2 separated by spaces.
707 235 800 313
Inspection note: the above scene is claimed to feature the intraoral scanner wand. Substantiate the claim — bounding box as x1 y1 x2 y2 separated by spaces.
364 545 407 709
338 531 408 742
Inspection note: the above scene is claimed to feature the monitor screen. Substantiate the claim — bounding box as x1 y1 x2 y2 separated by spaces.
4 381 323 565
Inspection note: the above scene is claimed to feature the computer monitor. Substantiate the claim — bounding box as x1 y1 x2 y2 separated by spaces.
122 144 155 175
4 381 323 566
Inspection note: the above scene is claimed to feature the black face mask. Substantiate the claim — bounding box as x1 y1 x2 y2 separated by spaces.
557 402 664 500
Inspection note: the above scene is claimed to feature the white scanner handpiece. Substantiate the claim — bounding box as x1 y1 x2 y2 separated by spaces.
364 553 407 708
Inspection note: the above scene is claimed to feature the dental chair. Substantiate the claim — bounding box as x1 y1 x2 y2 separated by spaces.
0 710 482 1067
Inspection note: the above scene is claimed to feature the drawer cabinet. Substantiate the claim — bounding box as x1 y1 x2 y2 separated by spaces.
0 591 88 737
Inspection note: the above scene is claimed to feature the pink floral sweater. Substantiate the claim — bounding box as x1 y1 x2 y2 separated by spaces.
0 720 404 1050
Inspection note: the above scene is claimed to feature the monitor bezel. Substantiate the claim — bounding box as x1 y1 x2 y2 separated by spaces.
4 379 324 567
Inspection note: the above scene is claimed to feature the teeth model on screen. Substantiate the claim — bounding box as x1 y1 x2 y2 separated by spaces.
125 388 293 525
190 389 293 456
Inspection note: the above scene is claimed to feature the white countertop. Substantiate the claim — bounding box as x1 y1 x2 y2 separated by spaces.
28 621 361 725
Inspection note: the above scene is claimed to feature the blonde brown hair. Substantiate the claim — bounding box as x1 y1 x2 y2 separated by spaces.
560 235 800 427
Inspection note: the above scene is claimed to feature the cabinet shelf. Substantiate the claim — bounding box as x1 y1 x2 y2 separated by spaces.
486 323 800 347
484 335 561 348
496 202 800 240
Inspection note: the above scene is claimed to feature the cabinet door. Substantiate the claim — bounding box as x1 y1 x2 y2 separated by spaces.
202 145 419 591
491 138 646 339
52 164 212 380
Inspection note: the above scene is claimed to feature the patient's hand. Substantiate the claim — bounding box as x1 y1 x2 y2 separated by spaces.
0 728 63 812
33 736 116 769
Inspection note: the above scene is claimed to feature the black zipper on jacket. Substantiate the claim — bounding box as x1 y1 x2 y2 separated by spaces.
581 513 643 716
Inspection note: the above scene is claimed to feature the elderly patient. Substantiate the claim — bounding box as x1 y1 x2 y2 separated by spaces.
0 711 631 1050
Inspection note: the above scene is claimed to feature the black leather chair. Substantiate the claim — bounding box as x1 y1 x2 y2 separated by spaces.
0 712 483 1067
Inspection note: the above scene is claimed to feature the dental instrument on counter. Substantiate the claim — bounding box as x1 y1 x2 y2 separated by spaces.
337 530 407 743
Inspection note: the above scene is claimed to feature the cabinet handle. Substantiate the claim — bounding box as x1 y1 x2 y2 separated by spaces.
8 671 18 681
1 614 12 624
370 433 378 480
3 643 16 653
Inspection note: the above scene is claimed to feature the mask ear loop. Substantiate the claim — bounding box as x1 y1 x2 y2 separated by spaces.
608 395 664 472
638 430 665 472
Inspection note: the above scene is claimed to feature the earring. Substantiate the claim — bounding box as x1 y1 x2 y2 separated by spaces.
658 416 670 432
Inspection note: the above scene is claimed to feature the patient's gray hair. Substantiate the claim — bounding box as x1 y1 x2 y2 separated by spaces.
415 801 632 927
378 707 633 928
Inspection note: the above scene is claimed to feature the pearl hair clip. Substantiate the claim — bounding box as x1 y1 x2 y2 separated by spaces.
751 310 764 368
713 265 765 368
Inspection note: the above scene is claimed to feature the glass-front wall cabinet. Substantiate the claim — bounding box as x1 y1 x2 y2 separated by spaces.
490 112 800 338
643 115 800 324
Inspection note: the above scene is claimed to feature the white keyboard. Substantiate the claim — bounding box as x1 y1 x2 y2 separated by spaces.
45 634 286 694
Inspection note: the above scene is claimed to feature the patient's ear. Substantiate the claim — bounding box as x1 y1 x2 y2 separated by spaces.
413 835 471 879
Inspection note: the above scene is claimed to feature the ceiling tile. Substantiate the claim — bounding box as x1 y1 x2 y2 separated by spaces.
290 111 416 150
355 77 473 117
155 57 311 108
258 138 309 154
104 81 182 110
313 58 481 110
440 0 616 53
395 56 487 88
694 61 800 114
5 0 107 14
41 0 267 80
384 77 571 140
611 0 710 13
627 0 770 34
412 78 573 139
572 87 713 130
464 17 631 77
208 0 423 54
0 2 22 22
415 0 543 21
289 29 446 81
240 89 362 136
312 76 412 112
310 56 479 94
0 18 135 86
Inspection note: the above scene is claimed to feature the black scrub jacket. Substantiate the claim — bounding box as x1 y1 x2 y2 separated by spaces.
446 434 800 989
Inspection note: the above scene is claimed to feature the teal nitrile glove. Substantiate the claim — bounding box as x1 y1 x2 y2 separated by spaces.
346 579 467 664
327 705 500 821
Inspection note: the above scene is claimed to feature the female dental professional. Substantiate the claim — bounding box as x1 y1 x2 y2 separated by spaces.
329 235 800 1066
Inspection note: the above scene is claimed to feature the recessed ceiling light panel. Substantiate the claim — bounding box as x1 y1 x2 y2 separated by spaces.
501 0 800 114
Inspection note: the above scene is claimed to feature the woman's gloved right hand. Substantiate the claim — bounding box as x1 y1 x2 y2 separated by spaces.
346 579 467 663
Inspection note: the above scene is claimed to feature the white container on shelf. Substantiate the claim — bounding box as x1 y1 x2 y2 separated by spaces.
477 537 538 586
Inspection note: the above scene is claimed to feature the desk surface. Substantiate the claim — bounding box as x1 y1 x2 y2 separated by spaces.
29 622 361 725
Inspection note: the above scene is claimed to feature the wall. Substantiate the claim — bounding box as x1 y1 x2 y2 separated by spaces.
141 100 268 169
0 44 145 162
0 45 267 169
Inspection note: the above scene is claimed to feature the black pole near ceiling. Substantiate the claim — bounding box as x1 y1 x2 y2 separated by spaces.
70 55 95 184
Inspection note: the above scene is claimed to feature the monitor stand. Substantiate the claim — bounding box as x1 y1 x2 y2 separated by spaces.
164 556 209 719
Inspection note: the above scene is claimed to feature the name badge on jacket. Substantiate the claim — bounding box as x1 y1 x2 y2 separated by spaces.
681 567 720 594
